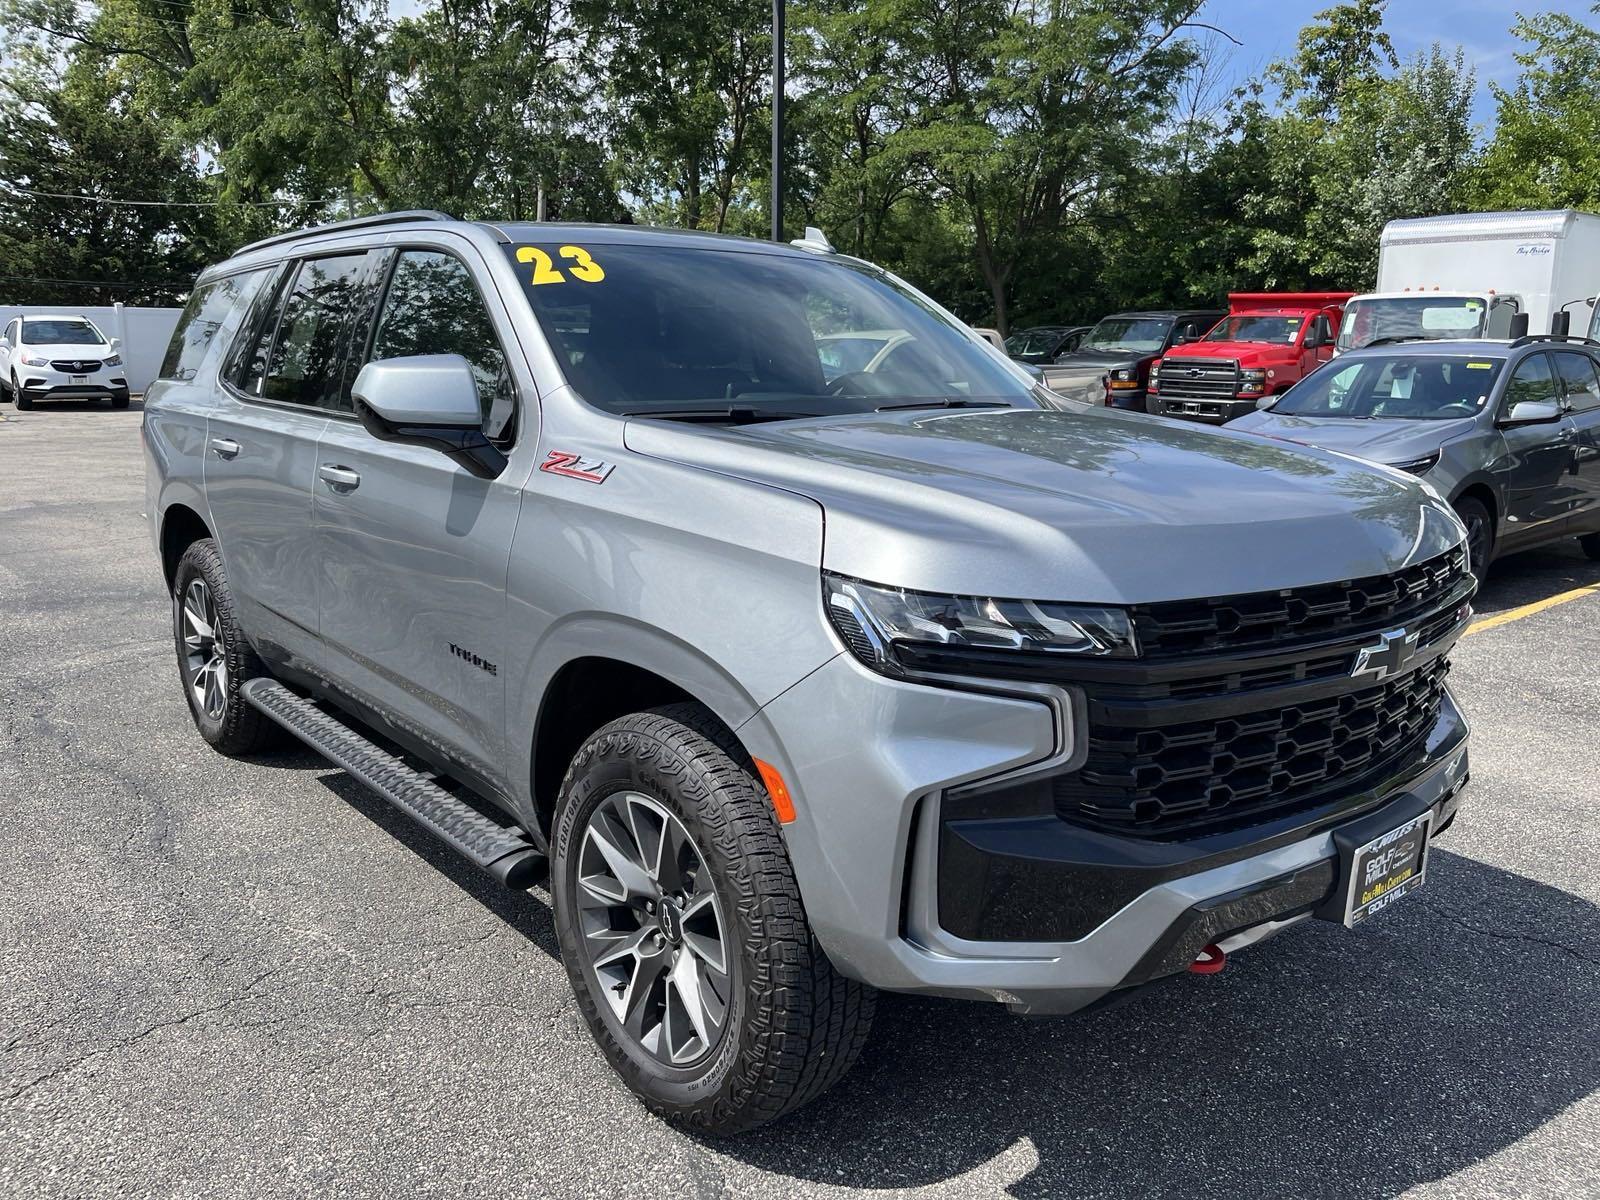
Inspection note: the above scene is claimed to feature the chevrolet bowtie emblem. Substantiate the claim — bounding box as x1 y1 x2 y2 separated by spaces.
1351 627 1420 681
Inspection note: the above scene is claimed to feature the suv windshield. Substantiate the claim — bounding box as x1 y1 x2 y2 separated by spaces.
1081 317 1171 354
505 242 1031 418
1204 315 1303 345
1006 329 1061 356
1336 296 1486 351
23 318 105 345
1272 354 1504 419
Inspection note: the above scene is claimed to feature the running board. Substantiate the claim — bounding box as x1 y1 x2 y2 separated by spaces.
241 678 545 888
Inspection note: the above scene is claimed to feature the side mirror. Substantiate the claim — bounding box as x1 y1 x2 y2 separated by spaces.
1255 394 1277 411
351 354 506 479
109 337 122 350
1497 399 1563 428
1171 331 1192 346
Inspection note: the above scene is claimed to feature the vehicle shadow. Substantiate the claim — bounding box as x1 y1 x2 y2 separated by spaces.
710 850 1599 1197
287 765 1600 1196
1474 541 1599 616
2 396 144 414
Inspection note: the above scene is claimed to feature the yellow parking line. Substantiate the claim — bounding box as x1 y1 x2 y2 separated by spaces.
1465 581 1600 636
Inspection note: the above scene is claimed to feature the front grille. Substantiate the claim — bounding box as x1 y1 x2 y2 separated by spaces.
1132 546 1470 658
1056 657 1451 836
50 359 102 373
1157 357 1238 400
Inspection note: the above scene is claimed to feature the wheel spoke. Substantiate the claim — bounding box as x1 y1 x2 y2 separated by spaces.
184 602 213 643
680 893 727 974
585 815 660 902
591 925 652 973
620 948 670 1039
669 952 714 1056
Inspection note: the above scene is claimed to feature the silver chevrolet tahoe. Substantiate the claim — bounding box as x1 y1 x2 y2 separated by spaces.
145 211 1474 1134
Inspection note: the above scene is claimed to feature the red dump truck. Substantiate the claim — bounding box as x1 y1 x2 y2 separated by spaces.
1147 292 1352 424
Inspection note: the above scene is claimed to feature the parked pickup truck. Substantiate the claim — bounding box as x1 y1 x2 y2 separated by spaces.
1148 293 1350 424
1040 309 1224 411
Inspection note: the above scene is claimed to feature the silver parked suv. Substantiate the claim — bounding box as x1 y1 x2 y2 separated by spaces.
145 212 1475 1133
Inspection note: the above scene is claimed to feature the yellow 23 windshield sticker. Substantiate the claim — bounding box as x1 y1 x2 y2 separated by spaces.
517 245 606 285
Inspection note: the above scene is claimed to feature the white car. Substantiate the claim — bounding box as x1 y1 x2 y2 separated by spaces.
0 314 130 410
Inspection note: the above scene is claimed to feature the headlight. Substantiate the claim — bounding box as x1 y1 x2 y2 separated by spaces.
1389 451 1440 475
104 353 123 367
1238 368 1267 393
1109 368 1136 382
20 354 49 367
1148 363 1161 386
824 573 1138 673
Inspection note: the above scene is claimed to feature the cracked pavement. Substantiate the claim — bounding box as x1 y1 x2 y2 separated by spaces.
3 402 1599 1198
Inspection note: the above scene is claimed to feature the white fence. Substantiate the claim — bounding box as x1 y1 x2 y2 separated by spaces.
0 304 183 395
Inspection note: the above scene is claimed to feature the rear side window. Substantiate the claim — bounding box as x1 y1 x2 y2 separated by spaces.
257 254 368 406
368 250 515 438
1553 351 1600 413
159 271 268 382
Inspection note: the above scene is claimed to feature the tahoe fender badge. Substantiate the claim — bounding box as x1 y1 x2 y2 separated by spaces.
541 450 614 483
1350 627 1420 681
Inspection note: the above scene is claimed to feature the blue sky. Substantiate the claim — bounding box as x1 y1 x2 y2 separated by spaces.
1195 0 1596 130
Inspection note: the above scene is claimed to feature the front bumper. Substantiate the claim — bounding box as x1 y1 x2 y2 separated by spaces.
1105 387 1149 412
1149 394 1260 424
741 652 1470 1016
17 363 128 402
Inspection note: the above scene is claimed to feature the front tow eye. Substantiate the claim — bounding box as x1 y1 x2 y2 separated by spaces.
1190 944 1227 975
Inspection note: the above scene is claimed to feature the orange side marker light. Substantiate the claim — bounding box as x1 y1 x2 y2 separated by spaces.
754 759 797 824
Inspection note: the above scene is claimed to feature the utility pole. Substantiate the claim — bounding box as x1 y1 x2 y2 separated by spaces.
771 0 784 242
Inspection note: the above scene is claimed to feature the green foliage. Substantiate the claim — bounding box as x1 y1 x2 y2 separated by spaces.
0 0 1597 328
1474 7 1600 212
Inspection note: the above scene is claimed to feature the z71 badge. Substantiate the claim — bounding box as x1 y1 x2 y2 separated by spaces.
540 450 614 483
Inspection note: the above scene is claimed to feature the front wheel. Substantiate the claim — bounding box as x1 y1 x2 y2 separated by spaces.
1581 531 1600 561
1454 496 1494 583
13 375 32 411
552 704 875 1135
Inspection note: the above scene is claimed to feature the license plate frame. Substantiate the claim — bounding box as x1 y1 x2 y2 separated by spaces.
69 374 88 384
1343 811 1432 927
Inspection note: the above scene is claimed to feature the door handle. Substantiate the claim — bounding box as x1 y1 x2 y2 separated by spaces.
318 463 361 491
209 437 241 460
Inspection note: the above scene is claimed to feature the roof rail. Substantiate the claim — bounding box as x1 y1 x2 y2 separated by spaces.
1509 333 1600 349
232 209 455 258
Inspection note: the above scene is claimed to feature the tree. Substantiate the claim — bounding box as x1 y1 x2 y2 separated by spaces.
1472 6 1600 211
0 51 213 304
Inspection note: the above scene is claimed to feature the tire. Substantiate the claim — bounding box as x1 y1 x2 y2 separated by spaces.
551 703 875 1135
1581 532 1600 561
1454 496 1493 583
111 394 130 410
14 375 32 411
170 539 277 755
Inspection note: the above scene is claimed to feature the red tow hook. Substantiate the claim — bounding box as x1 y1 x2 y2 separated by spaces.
1189 944 1227 975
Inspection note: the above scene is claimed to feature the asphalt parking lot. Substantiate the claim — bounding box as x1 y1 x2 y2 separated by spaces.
3 400 1599 1199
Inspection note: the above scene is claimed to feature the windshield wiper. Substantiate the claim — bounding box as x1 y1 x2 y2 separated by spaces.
621 405 824 425
873 399 1013 412
1362 336 1430 348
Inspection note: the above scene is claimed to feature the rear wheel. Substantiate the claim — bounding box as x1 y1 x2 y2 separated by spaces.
552 704 875 1135
1454 496 1493 583
171 539 276 755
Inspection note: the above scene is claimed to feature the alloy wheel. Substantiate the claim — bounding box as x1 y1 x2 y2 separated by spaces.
181 578 228 720
1465 513 1491 580
574 790 732 1066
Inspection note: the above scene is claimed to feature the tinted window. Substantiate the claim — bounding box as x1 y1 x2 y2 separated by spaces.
1485 298 1519 339
1274 355 1504 419
1553 351 1600 413
255 254 367 406
159 271 267 382
1083 317 1171 353
22 318 105 345
1503 354 1560 415
505 242 1030 416
369 250 513 436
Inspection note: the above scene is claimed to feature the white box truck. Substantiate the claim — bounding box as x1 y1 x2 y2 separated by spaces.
1336 209 1600 351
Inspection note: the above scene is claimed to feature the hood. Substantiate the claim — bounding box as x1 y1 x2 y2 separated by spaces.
18 341 113 360
623 406 1463 604
1228 410 1475 467
1163 340 1299 366
1049 348 1149 372
1042 349 1146 405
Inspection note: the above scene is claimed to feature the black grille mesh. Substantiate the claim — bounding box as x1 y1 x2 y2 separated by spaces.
1057 658 1450 835
1131 546 1470 658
